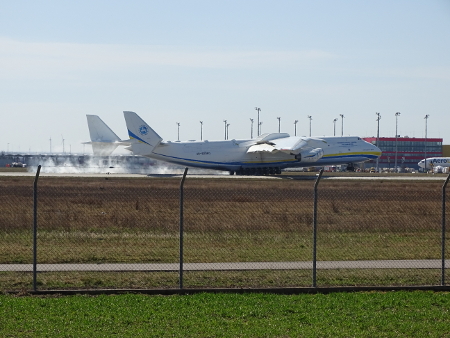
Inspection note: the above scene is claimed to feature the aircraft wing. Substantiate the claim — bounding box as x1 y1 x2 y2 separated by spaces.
247 136 321 155
247 135 325 163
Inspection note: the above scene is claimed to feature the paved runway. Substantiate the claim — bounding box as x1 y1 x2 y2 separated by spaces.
1 171 448 181
1 260 448 272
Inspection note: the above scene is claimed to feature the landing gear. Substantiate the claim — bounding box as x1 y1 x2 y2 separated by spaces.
347 163 355 172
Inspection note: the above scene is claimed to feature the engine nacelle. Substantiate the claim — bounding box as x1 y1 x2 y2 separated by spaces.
296 148 324 163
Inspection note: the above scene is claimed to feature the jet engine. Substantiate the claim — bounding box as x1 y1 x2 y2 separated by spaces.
296 148 324 163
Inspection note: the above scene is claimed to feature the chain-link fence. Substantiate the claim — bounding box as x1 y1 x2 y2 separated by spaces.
1 169 449 291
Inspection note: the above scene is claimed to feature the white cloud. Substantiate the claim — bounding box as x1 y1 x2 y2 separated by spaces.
0 38 336 80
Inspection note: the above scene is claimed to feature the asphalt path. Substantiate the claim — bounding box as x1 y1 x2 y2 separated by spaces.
1 260 448 272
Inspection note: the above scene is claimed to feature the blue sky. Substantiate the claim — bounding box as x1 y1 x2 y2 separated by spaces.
1 0 449 153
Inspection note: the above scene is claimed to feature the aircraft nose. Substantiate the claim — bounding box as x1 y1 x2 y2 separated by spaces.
373 144 382 157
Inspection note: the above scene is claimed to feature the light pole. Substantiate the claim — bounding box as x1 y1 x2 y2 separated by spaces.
394 112 401 172
250 118 254 138
333 118 338 136
277 117 281 133
259 121 263 135
200 121 203 141
49 137 52 153
226 123 230 140
376 112 381 173
255 107 261 136
340 114 344 137
307 115 312 137
424 114 429 172
223 120 227 140
62 135 65 154
7 143 9 153
294 120 298 136
176 122 180 141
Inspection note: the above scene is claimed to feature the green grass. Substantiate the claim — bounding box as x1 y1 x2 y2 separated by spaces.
1 292 450 337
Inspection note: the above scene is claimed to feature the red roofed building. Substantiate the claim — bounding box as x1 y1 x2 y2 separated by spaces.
363 136 443 170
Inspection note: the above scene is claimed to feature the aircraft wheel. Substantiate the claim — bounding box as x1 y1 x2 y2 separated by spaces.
276 167 281 175
229 171 235 175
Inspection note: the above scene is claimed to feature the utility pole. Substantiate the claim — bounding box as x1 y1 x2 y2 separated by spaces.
340 114 344 137
333 118 338 136
250 118 254 138
176 122 180 141
394 112 401 172
294 120 298 136
255 107 261 136
223 120 227 140
424 114 429 172
277 117 281 133
200 121 203 141
376 112 381 173
307 115 312 137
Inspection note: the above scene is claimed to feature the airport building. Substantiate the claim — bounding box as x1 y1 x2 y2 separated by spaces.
363 136 443 170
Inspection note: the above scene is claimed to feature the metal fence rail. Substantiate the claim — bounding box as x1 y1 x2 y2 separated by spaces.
0 169 449 291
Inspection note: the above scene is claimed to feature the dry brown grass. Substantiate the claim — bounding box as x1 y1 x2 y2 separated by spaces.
0 176 447 264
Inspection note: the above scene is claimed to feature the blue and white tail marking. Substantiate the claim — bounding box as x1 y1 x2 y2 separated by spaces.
124 111 162 153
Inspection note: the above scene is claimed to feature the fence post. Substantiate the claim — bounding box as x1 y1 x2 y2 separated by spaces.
179 167 188 289
33 165 41 292
312 169 324 288
441 173 450 286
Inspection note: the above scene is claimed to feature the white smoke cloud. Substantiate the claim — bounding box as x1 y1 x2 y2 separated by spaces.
27 155 228 175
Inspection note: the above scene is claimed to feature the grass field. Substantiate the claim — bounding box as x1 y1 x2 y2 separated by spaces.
1 291 450 337
1 175 449 290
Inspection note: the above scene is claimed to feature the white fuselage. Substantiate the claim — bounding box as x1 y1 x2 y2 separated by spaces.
418 157 450 170
141 136 381 172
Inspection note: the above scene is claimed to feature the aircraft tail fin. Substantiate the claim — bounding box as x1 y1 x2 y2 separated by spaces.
123 111 163 155
85 115 122 156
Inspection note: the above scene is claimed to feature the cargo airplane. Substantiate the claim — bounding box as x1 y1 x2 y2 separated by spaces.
84 111 382 175
418 157 450 170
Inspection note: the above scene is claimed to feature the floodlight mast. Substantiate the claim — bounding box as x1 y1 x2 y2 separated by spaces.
223 120 227 140
307 115 312 137
394 112 401 172
255 107 261 136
